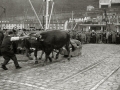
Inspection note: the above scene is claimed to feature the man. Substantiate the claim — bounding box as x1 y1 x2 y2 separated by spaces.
86 30 91 44
1 30 29 70
116 31 119 44
90 30 96 43
0 30 4 56
102 30 106 43
106 30 110 43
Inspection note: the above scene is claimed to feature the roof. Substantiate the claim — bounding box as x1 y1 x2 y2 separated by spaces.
79 24 105 26
0 20 22 24
111 0 120 3
99 0 120 4
99 0 110 4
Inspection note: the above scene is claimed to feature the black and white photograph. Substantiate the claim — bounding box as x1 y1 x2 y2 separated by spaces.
0 0 120 90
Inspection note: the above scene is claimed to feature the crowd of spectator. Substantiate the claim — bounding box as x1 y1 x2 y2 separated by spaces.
70 30 120 44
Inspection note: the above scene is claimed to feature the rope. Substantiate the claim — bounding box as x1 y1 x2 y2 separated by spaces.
28 0 43 29
38 1 44 17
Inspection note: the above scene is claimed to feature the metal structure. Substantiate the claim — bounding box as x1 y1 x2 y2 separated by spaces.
0 6 6 29
48 1 54 29
43 0 53 30
103 9 109 30
28 0 43 29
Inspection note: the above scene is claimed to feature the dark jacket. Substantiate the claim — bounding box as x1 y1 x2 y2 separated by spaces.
1 36 12 51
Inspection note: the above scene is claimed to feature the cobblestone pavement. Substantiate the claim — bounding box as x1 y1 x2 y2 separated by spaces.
117 85 120 90
0 44 120 90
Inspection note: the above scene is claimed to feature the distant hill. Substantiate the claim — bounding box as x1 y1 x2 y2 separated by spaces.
0 0 99 18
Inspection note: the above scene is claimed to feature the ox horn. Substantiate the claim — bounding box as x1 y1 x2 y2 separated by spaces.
39 34 42 39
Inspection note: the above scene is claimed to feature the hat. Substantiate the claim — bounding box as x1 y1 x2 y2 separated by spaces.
7 30 14 35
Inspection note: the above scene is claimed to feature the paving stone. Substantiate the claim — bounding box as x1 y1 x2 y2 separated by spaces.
0 44 120 90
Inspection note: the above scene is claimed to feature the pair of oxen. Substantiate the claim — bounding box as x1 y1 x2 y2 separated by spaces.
8 30 76 66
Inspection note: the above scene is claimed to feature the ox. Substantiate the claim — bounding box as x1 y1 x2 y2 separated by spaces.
15 30 42 62
21 34 43 63
17 31 54 64
16 30 75 65
38 30 75 65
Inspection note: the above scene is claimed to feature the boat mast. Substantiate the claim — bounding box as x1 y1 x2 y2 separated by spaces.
104 9 109 31
48 1 54 29
44 0 53 30
43 0 49 30
28 0 43 29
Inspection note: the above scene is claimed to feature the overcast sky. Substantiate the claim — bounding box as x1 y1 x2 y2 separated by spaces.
0 0 98 18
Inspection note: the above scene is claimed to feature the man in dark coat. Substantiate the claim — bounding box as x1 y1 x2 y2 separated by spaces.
116 31 119 44
0 30 4 56
90 30 96 43
1 30 29 70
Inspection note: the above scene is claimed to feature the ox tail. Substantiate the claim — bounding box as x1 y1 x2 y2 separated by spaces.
70 40 75 52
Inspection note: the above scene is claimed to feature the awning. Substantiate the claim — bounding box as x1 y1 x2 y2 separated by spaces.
79 24 105 26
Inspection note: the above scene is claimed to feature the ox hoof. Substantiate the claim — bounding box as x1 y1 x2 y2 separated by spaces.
49 58 52 63
52 56 54 58
49 60 52 63
29 57 33 60
35 61 38 64
39 57 41 60
64 55 68 57
42 63 46 66
56 56 58 59
67 57 70 61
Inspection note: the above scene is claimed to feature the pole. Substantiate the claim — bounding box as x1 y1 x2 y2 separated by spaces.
72 11 73 21
45 0 49 30
73 23 77 30
0 6 5 30
72 11 74 30
25 9 28 29
117 15 119 24
43 10 45 29
48 1 54 29
104 9 108 30
28 0 43 29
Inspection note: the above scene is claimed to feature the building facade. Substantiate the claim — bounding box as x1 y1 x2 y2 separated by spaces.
99 0 120 8
0 20 24 30
0 20 65 30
